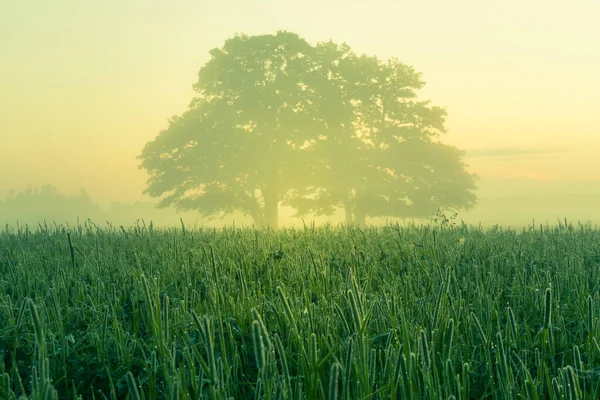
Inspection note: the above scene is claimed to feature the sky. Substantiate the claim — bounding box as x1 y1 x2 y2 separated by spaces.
1 0 599 205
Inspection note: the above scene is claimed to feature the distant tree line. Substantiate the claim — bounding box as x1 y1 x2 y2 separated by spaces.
0 185 99 226
0 185 201 228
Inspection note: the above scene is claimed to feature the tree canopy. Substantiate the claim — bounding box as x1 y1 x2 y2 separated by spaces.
284 42 477 225
139 31 477 229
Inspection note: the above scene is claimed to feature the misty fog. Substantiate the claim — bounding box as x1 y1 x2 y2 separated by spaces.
1 1 599 229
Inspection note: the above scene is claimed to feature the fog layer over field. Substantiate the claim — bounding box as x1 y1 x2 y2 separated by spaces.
1 1 599 228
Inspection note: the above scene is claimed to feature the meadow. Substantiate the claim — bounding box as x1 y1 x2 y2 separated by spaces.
0 218 598 399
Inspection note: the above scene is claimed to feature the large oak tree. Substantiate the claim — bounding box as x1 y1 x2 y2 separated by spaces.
139 32 476 229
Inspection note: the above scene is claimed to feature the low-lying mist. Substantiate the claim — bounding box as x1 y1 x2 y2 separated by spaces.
1 182 598 230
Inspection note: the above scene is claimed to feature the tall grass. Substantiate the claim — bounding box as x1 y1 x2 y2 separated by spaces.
0 219 598 398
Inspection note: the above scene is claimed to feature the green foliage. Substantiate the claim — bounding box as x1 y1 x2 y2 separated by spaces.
139 31 331 230
2 220 598 399
139 32 477 229
286 43 477 225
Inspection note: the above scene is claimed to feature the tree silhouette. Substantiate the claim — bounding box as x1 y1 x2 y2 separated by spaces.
284 42 477 225
139 32 337 229
139 32 476 229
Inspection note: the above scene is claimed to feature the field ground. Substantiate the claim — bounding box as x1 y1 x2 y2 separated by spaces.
0 221 599 399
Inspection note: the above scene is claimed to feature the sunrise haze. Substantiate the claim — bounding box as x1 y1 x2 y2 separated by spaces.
1 0 598 216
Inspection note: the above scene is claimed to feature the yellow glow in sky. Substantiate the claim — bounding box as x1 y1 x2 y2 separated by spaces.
1 0 599 204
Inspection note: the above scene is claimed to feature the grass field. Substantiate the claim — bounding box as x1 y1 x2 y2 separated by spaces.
0 219 599 399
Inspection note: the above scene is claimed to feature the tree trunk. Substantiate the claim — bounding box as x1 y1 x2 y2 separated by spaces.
262 188 279 230
248 197 264 229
